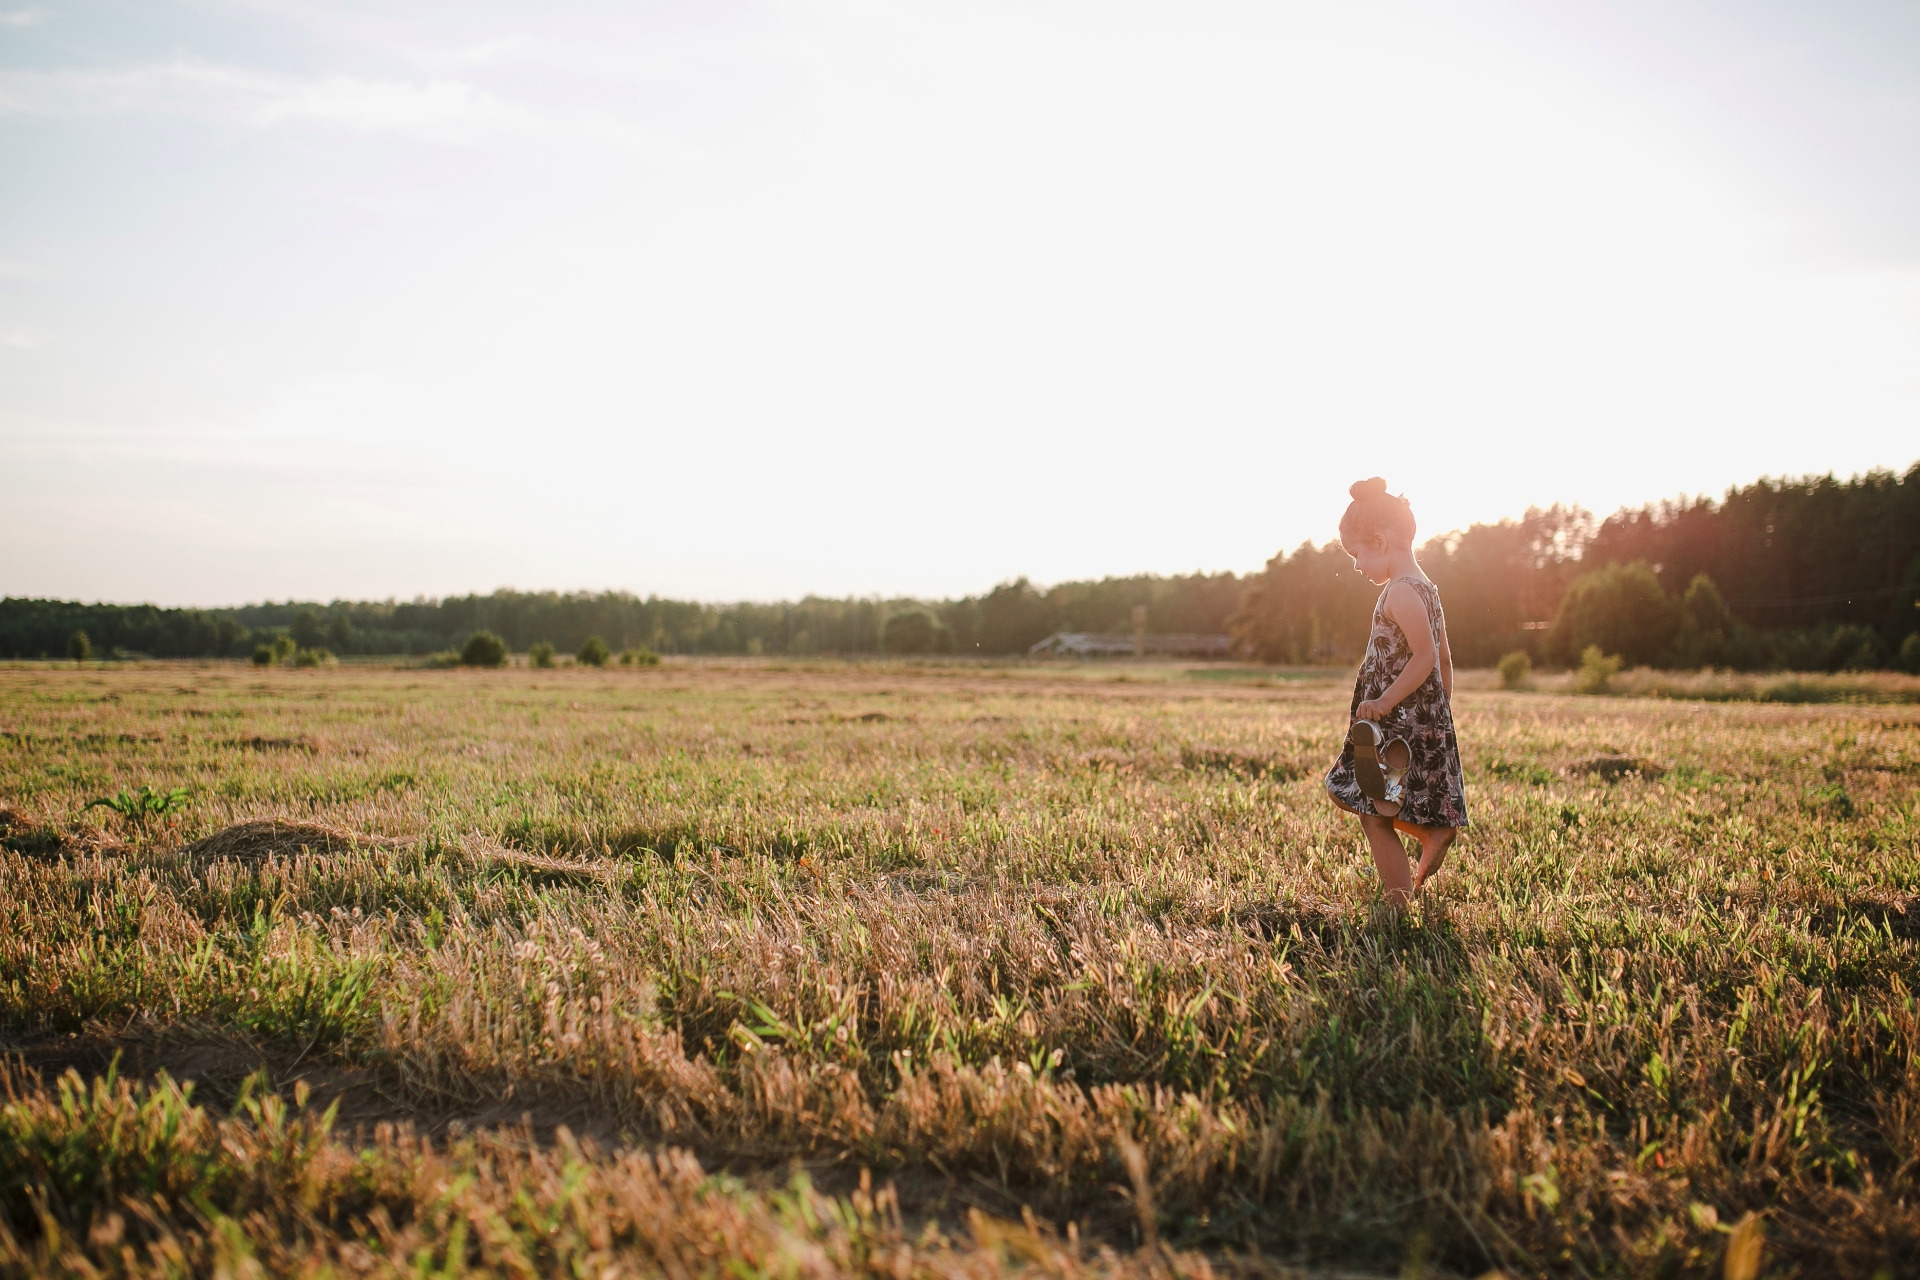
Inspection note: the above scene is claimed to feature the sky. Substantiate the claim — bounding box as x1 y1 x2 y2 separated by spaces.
2 0 1917 607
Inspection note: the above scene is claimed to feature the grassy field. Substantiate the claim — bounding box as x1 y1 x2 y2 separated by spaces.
1 660 1916 1278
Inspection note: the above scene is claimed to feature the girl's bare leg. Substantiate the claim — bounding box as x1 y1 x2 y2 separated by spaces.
1395 822 1457 892
1357 813 1415 906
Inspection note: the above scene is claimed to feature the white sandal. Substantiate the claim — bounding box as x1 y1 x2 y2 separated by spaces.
1348 721 1412 818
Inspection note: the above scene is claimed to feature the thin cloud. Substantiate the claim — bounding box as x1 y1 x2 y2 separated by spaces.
252 74 538 145
0 60 666 150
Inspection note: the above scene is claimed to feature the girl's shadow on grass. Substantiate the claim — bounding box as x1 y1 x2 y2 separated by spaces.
1241 894 1499 1115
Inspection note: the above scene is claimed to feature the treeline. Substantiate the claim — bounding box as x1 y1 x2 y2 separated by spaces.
1233 463 1920 671
7 463 1917 670
0 574 1244 662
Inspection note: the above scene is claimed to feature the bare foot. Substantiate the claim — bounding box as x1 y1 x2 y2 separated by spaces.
1412 834 1455 894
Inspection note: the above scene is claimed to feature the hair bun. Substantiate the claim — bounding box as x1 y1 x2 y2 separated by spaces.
1349 477 1389 501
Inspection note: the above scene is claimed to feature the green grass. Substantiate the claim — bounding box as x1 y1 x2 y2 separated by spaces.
0 661 1916 1277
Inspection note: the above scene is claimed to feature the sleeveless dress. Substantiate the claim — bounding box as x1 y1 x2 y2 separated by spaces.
1323 576 1470 828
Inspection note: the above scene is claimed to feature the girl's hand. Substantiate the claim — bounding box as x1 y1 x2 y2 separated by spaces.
1355 698 1389 721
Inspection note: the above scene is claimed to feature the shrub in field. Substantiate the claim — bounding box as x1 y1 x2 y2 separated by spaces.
290 647 335 668
529 641 556 669
460 631 509 668
270 635 297 663
1572 643 1623 694
1547 561 1676 667
66 629 91 662
1496 650 1531 689
883 610 950 654
1901 632 1920 674
578 636 610 667
251 645 274 666
619 647 661 666
420 650 462 669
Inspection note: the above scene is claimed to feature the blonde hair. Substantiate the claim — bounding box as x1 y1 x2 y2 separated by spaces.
1338 477 1416 552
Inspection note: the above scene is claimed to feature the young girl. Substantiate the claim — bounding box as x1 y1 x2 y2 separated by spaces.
1323 478 1469 906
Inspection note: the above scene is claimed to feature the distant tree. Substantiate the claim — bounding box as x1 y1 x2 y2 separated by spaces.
1230 543 1379 664
1547 561 1676 667
577 635 610 667
67 629 92 662
1420 505 1594 666
1587 463 1920 653
1497 651 1531 689
0 458 1910 666
292 607 326 652
883 610 946 655
460 630 508 668
976 579 1055 655
251 645 274 666
1672 574 1734 668
528 641 555 669
1900 632 1920 674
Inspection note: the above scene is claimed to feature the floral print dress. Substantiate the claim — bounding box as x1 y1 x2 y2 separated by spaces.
1324 576 1470 828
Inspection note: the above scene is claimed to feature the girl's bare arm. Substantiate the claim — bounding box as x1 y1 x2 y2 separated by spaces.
1355 583 1436 719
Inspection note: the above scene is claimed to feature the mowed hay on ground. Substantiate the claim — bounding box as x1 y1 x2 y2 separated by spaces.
0 661 1916 1278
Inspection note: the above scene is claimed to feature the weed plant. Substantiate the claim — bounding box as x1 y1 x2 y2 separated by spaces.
84 785 192 823
1573 645 1625 694
0 663 1915 1276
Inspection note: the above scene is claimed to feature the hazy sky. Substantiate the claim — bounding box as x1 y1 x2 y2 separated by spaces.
3 0 1917 606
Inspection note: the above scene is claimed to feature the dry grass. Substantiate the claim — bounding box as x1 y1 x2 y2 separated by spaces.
176 818 384 864
1 660 1917 1277
1513 666 1920 704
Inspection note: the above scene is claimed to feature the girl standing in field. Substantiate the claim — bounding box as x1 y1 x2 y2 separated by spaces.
1323 478 1469 906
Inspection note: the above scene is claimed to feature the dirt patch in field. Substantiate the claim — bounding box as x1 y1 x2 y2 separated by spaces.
226 734 323 752
1074 747 1146 773
1567 753 1660 780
